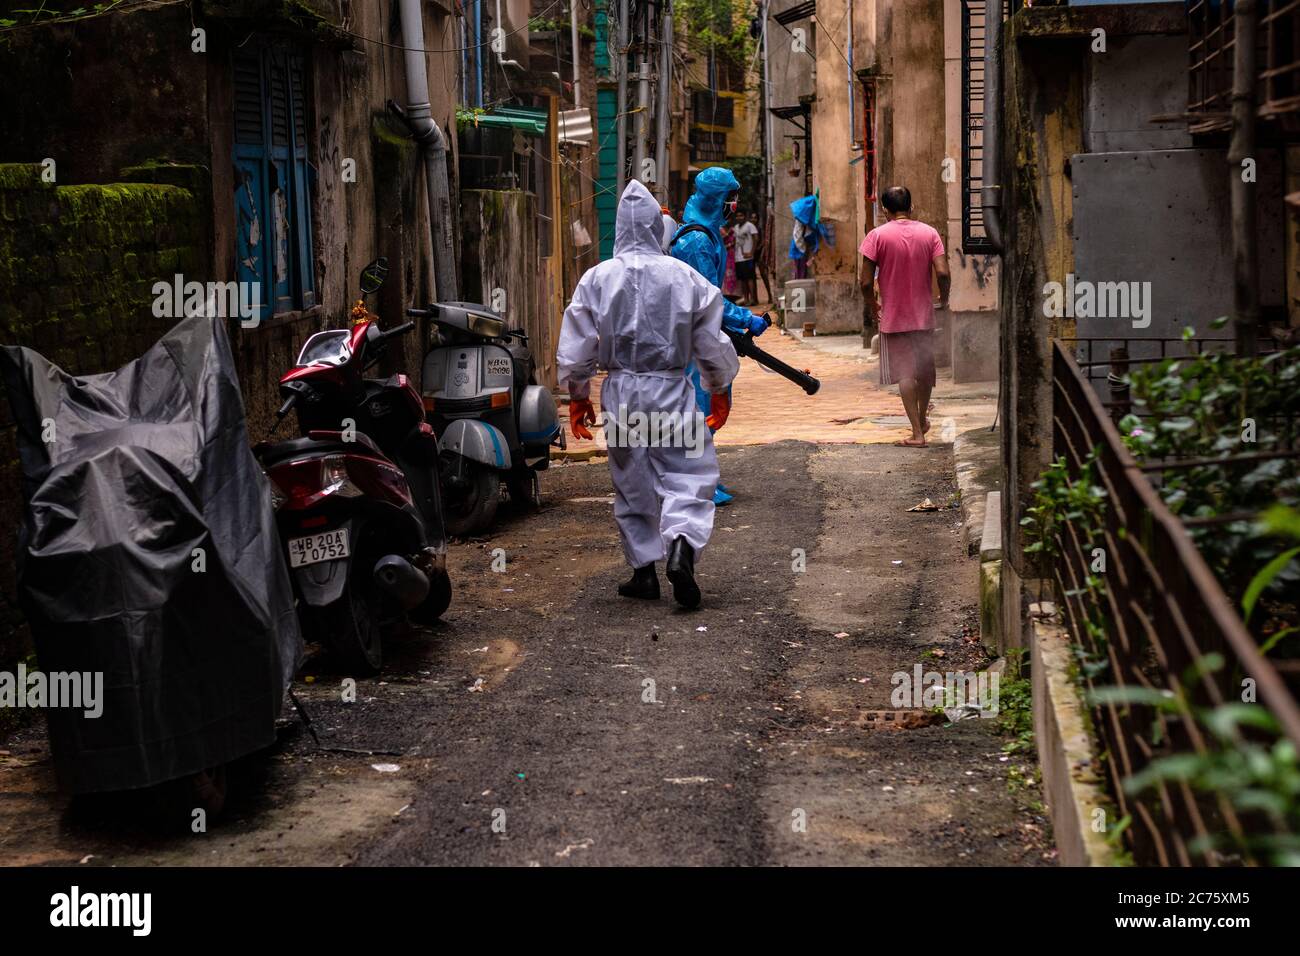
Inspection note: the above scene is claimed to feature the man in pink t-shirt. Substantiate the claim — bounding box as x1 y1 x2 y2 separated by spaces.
860 186 951 447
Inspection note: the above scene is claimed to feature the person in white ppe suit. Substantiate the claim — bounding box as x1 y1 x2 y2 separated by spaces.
557 180 739 608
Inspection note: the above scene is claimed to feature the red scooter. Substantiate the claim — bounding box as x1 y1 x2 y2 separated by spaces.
254 259 450 673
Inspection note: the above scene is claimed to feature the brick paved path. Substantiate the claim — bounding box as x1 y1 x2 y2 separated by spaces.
556 319 995 459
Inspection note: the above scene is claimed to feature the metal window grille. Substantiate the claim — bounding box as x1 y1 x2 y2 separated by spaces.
961 0 996 253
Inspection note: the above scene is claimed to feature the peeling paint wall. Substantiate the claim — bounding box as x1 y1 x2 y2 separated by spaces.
460 189 554 388
997 5 1193 591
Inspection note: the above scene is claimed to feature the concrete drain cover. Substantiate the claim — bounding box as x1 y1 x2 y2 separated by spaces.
854 709 947 731
869 415 911 427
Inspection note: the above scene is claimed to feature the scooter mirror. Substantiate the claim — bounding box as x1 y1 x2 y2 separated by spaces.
360 257 389 296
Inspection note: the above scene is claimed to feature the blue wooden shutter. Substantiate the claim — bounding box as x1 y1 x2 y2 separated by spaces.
233 48 270 324
287 50 315 309
232 41 315 321
266 46 295 314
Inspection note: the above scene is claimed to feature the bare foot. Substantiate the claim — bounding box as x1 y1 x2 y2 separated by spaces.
922 418 931 434
894 437 928 447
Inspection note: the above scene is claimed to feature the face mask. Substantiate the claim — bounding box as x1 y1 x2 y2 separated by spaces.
723 199 738 221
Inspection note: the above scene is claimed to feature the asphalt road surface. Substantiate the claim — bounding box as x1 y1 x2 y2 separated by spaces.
1 441 1052 866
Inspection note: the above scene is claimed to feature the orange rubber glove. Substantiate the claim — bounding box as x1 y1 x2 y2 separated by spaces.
569 397 596 440
706 390 731 431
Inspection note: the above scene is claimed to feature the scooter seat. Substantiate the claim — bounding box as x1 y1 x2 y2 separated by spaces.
255 430 385 464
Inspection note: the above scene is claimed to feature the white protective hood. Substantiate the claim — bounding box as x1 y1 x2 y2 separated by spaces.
557 180 737 399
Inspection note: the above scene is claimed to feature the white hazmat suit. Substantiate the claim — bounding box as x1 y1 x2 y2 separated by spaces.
557 180 739 569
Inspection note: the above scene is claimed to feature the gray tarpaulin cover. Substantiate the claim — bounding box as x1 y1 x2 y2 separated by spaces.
0 315 302 793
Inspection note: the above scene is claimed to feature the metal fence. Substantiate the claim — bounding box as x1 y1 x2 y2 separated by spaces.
1050 341 1300 865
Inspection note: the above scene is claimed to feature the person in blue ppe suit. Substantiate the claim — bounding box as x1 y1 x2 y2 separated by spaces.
669 166 768 505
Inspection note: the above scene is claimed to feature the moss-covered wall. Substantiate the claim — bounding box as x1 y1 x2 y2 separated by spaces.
0 162 211 671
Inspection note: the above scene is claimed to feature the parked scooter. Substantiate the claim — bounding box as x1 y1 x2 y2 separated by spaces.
255 260 451 673
412 301 562 536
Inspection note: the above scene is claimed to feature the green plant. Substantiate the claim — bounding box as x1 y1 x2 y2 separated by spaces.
729 154 765 212
1092 658 1300 867
673 0 757 86
1244 505 1300 656
997 649 1034 757
0 1 126 28
1020 450 1107 562
1119 335 1300 656
527 17 595 39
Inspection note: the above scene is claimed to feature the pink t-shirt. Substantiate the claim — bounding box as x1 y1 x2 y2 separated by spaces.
859 219 945 333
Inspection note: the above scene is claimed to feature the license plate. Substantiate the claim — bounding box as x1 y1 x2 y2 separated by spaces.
288 528 350 568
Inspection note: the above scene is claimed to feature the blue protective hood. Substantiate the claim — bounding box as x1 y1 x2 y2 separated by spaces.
791 193 820 227
682 166 740 230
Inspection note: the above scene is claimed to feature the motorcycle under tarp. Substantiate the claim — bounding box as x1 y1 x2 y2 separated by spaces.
0 314 302 794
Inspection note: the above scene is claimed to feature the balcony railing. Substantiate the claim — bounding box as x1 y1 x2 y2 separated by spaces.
1188 0 1300 133
1050 340 1300 865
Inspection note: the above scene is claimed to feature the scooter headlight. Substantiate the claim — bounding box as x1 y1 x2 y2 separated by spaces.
468 313 506 338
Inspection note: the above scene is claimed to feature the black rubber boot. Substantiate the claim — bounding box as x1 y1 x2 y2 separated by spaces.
665 537 701 610
618 563 660 599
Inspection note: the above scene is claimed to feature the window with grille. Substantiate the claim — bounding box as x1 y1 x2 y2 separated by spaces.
233 40 315 322
961 0 995 253
690 129 728 163
692 91 735 129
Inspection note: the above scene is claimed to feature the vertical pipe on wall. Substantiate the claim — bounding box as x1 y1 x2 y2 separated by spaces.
980 0 1004 253
1229 0 1259 356
761 0 774 215
616 0 629 197
632 2 650 186
570 0 583 107
847 0 855 148
655 1 672 202
475 0 485 107
400 0 459 301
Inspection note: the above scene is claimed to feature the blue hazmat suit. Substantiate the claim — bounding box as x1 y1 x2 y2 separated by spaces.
789 193 828 262
670 167 765 503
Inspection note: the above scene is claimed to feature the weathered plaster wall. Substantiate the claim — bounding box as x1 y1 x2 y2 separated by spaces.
998 3 1188 599
460 189 555 387
769 0 816 299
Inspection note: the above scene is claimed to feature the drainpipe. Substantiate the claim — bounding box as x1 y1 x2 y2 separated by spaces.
761 0 774 217
847 0 855 149
494 0 525 71
635 48 651 182
475 0 484 106
654 3 672 202
616 0 629 196
981 0 1005 254
569 0 583 107
399 0 458 301
1229 0 1259 356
